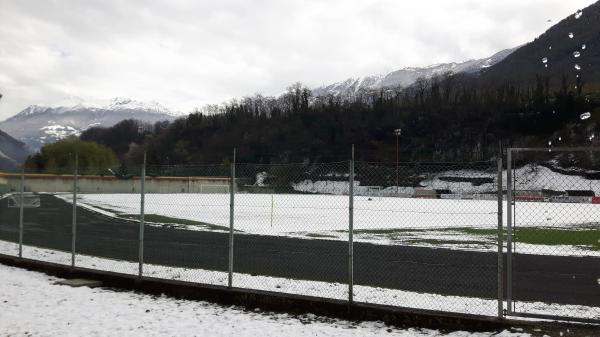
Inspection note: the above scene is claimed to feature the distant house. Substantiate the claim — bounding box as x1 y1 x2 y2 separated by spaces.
435 189 452 197
542 189 565 197
565 190 595 203
514 190 544 197
513 190 544 201
566 190 595 197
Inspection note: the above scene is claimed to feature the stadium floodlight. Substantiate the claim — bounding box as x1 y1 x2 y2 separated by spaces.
394 129 402 195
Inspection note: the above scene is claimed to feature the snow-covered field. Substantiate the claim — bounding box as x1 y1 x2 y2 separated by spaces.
62 191 600 256
1 240 598 323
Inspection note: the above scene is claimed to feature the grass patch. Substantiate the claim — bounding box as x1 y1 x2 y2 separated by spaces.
451 227 600 250
349 226 600 250
513 227 600 249
118 214 232 232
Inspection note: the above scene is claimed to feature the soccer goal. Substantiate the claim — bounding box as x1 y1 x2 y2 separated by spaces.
7 193 41 208
356 186 383 200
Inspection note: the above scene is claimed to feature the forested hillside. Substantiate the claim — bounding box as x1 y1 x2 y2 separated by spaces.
79 76 599 166
479 1 600 90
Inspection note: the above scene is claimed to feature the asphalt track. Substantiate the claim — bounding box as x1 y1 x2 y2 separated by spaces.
0 194 598 308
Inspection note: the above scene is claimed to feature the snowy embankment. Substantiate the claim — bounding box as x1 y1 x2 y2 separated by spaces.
1 240 597 323
294 165 600 196
0 262 535 337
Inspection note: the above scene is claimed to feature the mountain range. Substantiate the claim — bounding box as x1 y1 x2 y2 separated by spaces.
311 47 518 98
0 97 177 152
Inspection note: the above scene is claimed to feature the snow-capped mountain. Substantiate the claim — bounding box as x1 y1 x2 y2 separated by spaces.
312 47 517 98
0 98 177 151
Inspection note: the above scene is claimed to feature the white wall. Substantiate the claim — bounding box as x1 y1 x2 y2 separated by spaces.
0 174 230 194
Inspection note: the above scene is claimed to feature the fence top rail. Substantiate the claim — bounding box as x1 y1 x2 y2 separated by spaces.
508 147 600 152
235 161 348 166
0 172 230 182
355 159 496 165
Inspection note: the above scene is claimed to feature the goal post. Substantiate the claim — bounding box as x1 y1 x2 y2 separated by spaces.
196 184 230 194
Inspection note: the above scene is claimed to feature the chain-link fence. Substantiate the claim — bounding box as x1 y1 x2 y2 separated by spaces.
353 160 501 316
72 164 142 275
233 162 349 299
142 164 231 284
507 148 600 323
1 149 599 323
19 165 74 266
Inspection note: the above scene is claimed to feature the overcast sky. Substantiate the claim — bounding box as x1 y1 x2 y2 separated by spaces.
0 0 596 119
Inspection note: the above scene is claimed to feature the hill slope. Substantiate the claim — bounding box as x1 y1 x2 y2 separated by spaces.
0 128 30 170
480 2 600 88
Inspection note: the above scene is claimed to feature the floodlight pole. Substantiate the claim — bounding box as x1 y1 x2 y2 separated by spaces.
394 129 402 194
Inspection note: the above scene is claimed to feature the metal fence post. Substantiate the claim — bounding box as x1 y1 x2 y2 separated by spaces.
228 148 236 288
506 149 513 314
348 144 354 306
18 168 24 258
138 152 146 278
71 154 78 268
496 148 503 318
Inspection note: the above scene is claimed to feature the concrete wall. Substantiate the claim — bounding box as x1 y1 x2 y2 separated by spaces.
0 173 230 194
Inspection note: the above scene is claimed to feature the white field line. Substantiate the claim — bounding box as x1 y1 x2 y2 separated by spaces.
0 239 597 321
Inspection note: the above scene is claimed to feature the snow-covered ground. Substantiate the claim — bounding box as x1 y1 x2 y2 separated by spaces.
0 263 535 337
1 240 598 322
61 191 600 256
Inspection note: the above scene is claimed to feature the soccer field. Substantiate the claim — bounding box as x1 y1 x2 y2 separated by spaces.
66 193 600 256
